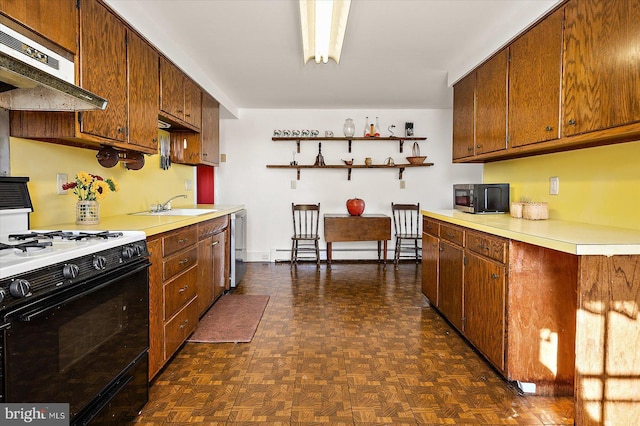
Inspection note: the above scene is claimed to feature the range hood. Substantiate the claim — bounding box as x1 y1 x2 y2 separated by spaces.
0 24 107 111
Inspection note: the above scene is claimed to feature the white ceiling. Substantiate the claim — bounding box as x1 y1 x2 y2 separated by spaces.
105 0 560 118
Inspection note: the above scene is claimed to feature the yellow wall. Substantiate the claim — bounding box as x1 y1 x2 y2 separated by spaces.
9 132 195 228
484 140 640 230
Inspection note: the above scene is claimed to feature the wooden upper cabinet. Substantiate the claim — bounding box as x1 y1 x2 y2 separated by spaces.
563 0 640 137
452 73 476 160
160 57 202 130
128 30 159 151
509 8 563 147
0 0 77 53
475 49 508 155
160 57 184 121
79 0 127 142
200 93 220 166
184 78 202 129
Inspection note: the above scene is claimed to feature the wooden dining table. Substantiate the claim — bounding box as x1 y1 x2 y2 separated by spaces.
323 214 392 268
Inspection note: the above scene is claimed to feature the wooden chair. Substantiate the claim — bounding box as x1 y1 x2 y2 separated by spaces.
291 203 321 267
391 202 421 267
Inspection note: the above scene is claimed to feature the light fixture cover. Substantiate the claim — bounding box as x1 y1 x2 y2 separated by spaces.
299 0 351 64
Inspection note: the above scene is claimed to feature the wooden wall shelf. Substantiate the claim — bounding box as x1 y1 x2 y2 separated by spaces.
272 136 427 153
266 163 434 180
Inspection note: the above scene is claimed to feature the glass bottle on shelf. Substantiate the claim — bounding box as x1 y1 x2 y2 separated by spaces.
343 118 355 137
374 117 381 137
364 116 370 137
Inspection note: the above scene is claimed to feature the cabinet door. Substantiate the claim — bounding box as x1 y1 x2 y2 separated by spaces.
170 132 200 165
509 8 563 147
0 0 77 53
201 93 220 166
128 30 159 152
452 73 475 160
213 231 226 300
464 252 506 371
159 57 184 120
147 238 164 380
421 233 439 306
475 49 508 155
197 236 214 316
563 0 640 136
184 78 202 130
438 241 464 330
78 0 127 142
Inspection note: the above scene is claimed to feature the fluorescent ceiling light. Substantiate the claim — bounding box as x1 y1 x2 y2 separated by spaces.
300 0 351 64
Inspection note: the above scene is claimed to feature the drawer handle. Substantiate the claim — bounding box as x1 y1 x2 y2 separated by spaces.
178 284 189 294
478 243 489 251
211 241 219 247
178 258 189 266
568 119 576 126
178 238 189 244
545 125 553 131
491 273 499 279
476 144 483 149
439 247 444 252
467 146 473 152
446 232 455 238
179 319 189 329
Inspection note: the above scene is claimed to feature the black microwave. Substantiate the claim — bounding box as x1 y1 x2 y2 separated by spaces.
453 183 510 214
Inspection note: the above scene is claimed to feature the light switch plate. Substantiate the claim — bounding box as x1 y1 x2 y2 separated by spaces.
549 176 559 195
221 153 227 162
185 179 192 191
56 173 68 195
400 180 406 189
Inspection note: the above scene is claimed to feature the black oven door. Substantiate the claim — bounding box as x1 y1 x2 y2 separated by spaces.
3 261 149 421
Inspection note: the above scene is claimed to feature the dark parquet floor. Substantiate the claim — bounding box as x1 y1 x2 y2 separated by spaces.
133 262 574 425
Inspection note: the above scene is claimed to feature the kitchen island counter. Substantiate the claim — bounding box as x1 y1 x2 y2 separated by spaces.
422 209 640 255
46 204 244 236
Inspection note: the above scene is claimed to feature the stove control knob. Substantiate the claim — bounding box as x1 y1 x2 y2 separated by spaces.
9 279 30 298
93 255 107 270
0 288 5 303
133 244 143 256
63 263 80 279
122 246 135 259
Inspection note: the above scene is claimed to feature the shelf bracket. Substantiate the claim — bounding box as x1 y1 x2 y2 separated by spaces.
296 140 301 153
348 139 352 153
398 167 405 180
399 139 404 153
296 168 301 180
347 168 352 181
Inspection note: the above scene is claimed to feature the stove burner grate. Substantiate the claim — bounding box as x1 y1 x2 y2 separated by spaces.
9 231 75 240
67 231 124 241
0 240 53 252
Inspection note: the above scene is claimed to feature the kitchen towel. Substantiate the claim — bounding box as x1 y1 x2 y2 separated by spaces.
187 294 269 343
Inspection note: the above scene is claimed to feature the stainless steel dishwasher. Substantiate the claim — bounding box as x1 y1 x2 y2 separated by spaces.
230 209 247 287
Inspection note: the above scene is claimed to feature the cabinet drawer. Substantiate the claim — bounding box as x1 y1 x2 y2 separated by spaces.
467 230 507 264
163 226 197 257
164 296 198 359
163 246 198 281
423 217 440 237
198 216 228 239
164 266 198 319
441 224 464 246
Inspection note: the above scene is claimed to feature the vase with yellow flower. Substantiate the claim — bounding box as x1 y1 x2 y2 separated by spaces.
62 171 119 224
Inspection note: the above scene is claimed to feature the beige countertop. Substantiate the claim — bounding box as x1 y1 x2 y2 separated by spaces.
422 209 640 256
48 204 245 237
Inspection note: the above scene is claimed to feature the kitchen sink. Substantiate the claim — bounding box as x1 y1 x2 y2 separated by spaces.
130 208 219 216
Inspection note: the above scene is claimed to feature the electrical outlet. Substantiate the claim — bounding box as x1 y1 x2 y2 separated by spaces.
290 180 296 189
56 173 68 195
549 176 559 195
400 180 406 189
185 179 192 191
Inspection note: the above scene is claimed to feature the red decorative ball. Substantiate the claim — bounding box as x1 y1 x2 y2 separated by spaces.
346 198 365 216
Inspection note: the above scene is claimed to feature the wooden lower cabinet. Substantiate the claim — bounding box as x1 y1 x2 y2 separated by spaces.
438 240 464 331
463 252 506 370
421 216 576 396
147 217 230 380
421 232 439 305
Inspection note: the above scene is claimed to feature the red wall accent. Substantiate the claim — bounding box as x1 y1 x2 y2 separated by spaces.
196 165 214 204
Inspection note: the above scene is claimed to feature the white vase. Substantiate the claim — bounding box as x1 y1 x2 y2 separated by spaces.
76 200 100 225
343 118 355 137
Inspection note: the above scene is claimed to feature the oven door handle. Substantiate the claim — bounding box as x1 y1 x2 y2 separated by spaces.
17 262 149 322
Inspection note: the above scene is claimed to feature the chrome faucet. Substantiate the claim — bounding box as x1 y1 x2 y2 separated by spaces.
160 194 187 211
